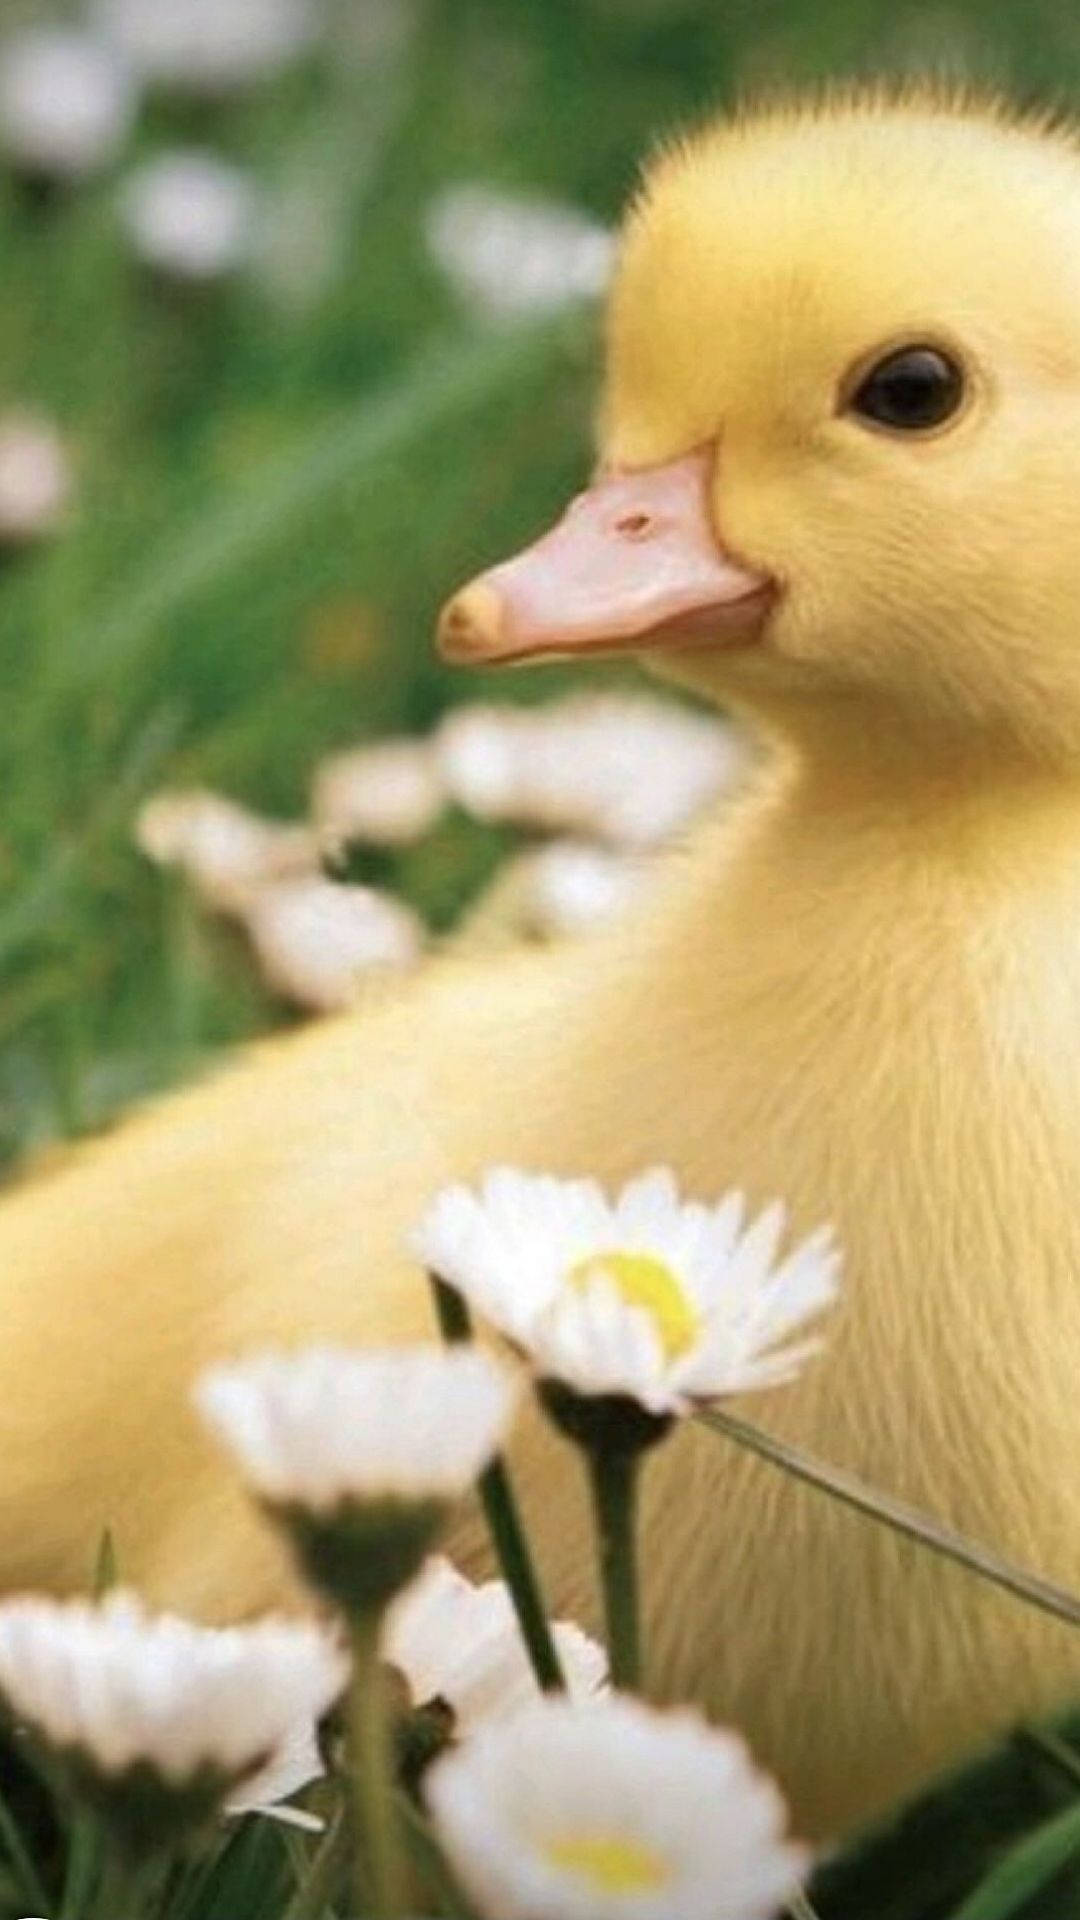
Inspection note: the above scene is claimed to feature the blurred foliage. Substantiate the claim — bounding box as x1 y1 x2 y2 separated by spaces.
5 0 1080 1161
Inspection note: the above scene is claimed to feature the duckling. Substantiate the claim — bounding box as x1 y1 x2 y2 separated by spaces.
8 87 1080 1838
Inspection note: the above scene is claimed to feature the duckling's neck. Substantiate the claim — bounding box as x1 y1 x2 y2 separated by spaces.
734 688 1080 834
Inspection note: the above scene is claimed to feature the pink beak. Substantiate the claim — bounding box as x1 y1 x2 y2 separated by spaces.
436 446 774 666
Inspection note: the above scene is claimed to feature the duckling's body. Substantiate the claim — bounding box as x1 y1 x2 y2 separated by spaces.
7 90 1080 1838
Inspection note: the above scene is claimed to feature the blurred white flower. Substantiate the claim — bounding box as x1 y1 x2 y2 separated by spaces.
241 875 424 1011
436 694 748 848
426 1693 808 1920
135 788 318 914
434 704 519 818
196 1344 517 1512
119 150 260 280
312 738 447 849
425 185 614 322
0 1590 345 1793
384 1556 607 1735
0 29 137 180
520 840 646 939
91 0 319 93
0 412 72 544
225 1714 325 1829
412 1168 839 1417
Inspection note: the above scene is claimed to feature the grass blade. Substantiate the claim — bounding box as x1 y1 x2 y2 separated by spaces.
948 1801 1080 1919
698 1408 1080 1631
34 321 581 704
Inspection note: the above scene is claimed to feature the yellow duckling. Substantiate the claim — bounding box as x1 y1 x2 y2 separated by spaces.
7 87 1080 1838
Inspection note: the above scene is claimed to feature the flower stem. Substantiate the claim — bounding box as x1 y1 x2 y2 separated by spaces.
477 1455 566 1691
588 1446 642 1691
95 1847 151 1920
428 1274 565 1693
348 1612 406 1918
59 1812 100 1920
281 1804 351 1920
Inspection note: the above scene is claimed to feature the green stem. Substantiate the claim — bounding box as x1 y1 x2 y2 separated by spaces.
94 1847 150 1920
349 1614 406 1918
59 1812 101 1920
429 1275 565 1692
699 1406 1080 1632
396 1792 476 1919
281 1804 351 1920
588 1446 642 1691
476 1456 566 1691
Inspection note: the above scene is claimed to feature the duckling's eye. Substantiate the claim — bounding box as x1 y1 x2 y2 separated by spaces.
847 345 965 433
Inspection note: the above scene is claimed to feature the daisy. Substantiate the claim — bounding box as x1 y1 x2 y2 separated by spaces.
312 737 447 849
426 1693 808 1920
0 1591 344 1856
435 693 748 849
195 1344 517 1614
241 875 424 1011
412 1167 838 1418
384 1555 607 1739
424 185 614 323
434 702 521 818
0 29 137 181
521 840 646 939
199 1346 517 1911
0 412 72 545
134 788 318 915
225 1714 325 1829
197 1344 515 1513
91 0 318 94
119 150 260 281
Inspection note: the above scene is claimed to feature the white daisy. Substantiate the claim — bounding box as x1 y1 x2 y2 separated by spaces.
312 738 446 849
521 840 646 939
426 1693 808 1920
0 1590 345 1795
240 875 424 1011
91 0 319 94
225 1714 325 1829
119 150 260 281
435 694 748 849
0 412 72 545
384 1556 607 1736
434 703 521 819
196 1345 517 1513
411 1168 838 1416
134 788 318 914
0 29 137 181
424 185 614 323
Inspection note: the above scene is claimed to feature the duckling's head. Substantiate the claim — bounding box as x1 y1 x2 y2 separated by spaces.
440 94 1080 771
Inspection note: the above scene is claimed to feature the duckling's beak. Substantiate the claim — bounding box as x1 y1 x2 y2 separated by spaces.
436 447 774 665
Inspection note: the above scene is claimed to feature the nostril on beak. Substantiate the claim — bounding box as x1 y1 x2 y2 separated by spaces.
613 511 656 540
436 580 506 661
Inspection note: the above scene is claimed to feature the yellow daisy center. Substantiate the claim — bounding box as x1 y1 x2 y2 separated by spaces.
545 1830 669 1893
567 1250 699 1362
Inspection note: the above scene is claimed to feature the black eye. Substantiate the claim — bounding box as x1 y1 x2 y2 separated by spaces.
847 344 965 432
